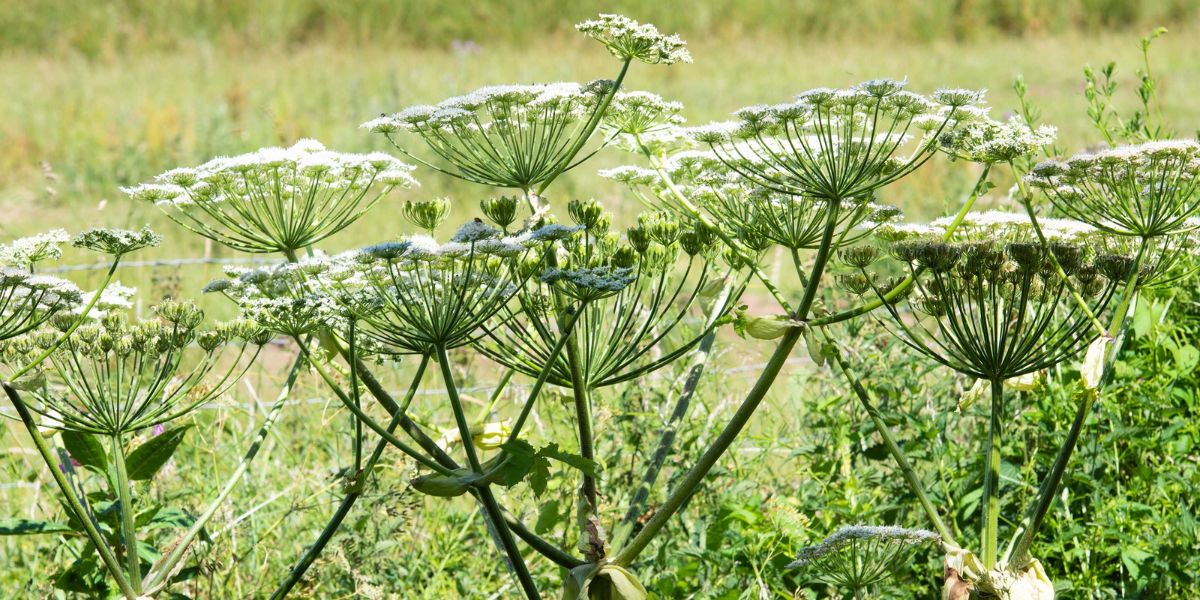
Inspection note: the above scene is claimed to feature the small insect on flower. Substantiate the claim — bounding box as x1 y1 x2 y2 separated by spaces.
576 14 692 65
788 525 940 593
124 139 417 254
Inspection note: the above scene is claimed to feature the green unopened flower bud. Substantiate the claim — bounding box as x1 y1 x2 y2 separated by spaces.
836 273 874 296
639 211 680 246
155 299 204 329
627 226 651 254
568 198 609 232
1006 242 1045 272
1096 254 1136 282
403 197 451 232
481 196 519 229
916 243 964 273
50 314 75 332
610 246 638 269
1049 242 1084 275
197 330 225 352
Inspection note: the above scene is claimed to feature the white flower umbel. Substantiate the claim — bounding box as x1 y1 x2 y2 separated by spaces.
0 269 83 340
0 230 70 269
1026 140 1200 238
365 82 615 191
20 301 265 436
125 139 417 254
939 115 1057 163
72 226 162 257
603 91 685 135
576 14 692 65
690 79 984 200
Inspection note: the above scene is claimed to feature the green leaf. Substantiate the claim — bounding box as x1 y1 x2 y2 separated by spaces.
0 518 75 536
537 443 600 477
61 431 108 473
126 425 192 481
529 456 551 496
534 499 560 534
487 439 536 487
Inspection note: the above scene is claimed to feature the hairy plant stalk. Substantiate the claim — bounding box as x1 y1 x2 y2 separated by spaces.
435 343 542 600
2 383 139 599
534 58 631 196
110 435 143 593
613 326 804 566
827 340 955 543
268 354 430 600
981 380 1004 569
612 329 716 550
565 341 599 513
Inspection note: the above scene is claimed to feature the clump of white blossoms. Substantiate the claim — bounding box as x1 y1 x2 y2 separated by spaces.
72 226 162 257
0 230 70 269
875 210 1096 243
939 114 1057 164
124 139 417 254
603 91 685 135
363 81 614 191
689 79 985 200
576 13 692 65
0 269 83 340
1025 140 1200 238
788 525 940 593
17 300 266 436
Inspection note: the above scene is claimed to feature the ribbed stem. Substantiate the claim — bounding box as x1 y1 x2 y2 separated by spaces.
111 434 143 593
981 380 1004 569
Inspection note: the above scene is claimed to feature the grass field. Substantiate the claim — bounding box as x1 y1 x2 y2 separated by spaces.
3 3 1200 598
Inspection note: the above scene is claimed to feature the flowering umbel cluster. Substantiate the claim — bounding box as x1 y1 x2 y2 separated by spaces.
788 525 940 591
124 139 418 253
478 201 738 388
688 80 985 200
575 14 692 65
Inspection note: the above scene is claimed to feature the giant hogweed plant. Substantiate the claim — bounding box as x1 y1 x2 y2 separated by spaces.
2 14 1194 600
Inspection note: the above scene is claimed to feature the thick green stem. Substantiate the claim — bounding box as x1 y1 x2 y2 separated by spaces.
435 344 541 600
612 329 716 549
111 434 143 593
1 384 138 599
981 380 1004 569
535 59 631 196
268 354 430 600
613 326 803 566
565 341 599 512
828 340 955 543
506 303 586 443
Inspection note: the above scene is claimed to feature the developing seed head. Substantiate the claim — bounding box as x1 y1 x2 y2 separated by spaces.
1006 242 1045 272
638 211 681 246
839 245 879 269
1096 254 1137 282
403 198 451 232
914 242 963 273
679 223 719 256
836 273 874 296
568 199 610 232
1049 243 1084 275
481 196 520 229
609 245 638 269
961 243 1005 277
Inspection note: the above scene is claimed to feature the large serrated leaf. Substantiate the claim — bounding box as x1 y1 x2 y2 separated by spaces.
126 425 192 481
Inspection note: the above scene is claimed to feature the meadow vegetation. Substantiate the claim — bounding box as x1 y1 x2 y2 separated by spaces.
1 3 1199 599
